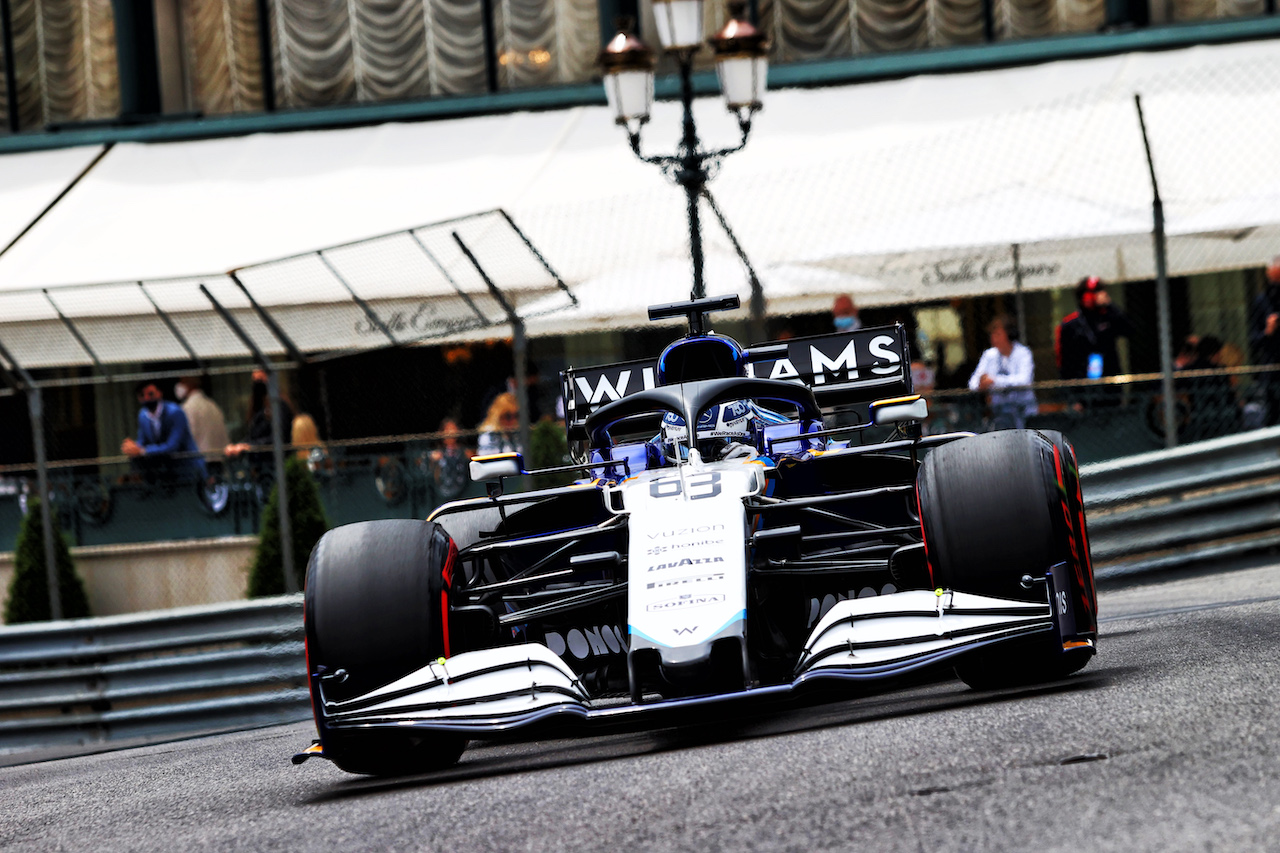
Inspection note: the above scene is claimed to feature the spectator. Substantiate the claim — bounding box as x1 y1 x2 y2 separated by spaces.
291 413 324 462
1055 276 1134 381
121 382 207 483
175 376 229 457
1248 256 1280 424
225 369 295 462
832 294 862 332
1175 335 1239 441
968 316 1037 430
477 392 521 456
1174 335 1202 371
430 417 473 501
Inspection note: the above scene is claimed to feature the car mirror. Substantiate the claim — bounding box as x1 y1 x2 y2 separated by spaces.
869 395 928 426
469 452 524 483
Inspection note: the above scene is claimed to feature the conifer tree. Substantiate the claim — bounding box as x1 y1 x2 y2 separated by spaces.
247 457 330 597
529 419 572 490
5 498 90 623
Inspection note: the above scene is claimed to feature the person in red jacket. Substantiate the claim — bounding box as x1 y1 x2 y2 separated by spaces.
1055 276 1134 381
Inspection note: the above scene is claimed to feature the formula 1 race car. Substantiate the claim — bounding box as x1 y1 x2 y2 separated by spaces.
294 294 1097 776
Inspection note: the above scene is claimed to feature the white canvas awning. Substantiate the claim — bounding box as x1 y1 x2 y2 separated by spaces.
0 146 105 255
0 37 1278 367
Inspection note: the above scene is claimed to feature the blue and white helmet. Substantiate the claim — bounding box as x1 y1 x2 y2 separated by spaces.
661 401 756 460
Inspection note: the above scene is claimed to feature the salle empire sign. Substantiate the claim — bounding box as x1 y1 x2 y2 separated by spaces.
920 257 1061 287
353 301 481 337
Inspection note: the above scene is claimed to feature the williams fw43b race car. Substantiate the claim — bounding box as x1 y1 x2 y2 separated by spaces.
294 294 1097 776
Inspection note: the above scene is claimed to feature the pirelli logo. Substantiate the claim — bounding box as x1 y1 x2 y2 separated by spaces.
646 573 725 590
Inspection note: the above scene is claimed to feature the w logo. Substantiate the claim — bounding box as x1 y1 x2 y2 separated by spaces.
575 370 632 405
672 626 699 636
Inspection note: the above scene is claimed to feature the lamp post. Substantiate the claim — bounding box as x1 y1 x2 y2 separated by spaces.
599 0 769 303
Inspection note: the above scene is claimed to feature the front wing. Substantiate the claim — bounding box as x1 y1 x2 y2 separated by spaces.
308 582 1083 739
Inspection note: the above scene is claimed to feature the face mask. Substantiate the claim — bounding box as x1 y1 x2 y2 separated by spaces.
834 315 856 331
174 383 188 401
144 399 161 413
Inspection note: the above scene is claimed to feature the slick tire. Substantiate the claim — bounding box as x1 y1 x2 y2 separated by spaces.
916 430 1093 690
304 519 467 775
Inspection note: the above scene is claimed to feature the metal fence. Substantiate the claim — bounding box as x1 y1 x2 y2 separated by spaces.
0 596 306 754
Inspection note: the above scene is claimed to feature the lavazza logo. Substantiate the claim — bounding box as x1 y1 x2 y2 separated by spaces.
647 593 727 612
648 556 724 573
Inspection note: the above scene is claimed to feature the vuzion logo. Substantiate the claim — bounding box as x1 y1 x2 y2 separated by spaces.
647 524 724 540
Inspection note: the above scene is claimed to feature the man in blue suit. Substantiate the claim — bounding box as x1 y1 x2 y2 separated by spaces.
121 382 208 483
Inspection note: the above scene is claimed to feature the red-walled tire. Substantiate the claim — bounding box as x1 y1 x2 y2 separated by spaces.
917 430 1095 689
304 519 466 775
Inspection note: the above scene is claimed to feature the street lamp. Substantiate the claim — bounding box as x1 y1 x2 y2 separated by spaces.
599 1 769 302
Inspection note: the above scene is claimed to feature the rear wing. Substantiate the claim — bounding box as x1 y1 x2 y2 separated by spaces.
562 324 912 433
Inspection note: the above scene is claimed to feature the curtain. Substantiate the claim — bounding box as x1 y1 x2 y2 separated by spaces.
1 0 119 132
494 0 598 90
763 0 854 63
266 0 599 108
758 0 1107 57
1172 0 1263 20
180 0 265 115
929 0 987 46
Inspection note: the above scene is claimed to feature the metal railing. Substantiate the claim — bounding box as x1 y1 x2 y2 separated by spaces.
0 597 306 754
0 426 1277 753
1081 425 1280 577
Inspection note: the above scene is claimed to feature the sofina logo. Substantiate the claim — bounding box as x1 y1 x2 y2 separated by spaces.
647 593 726 612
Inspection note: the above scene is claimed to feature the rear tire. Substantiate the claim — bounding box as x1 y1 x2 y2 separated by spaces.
916 430 1094 689
305 519 467 775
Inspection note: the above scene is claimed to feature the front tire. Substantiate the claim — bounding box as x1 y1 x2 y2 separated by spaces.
916 430 1095 689
305 519 467 775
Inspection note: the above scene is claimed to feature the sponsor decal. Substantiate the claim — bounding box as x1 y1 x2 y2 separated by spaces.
571 365 658 407
672 626 699 636
647 556 725 573
647 524 724 540
566 328 909 420
544 624 628 660
647 593 726 612
645 538 723 556
646 572 725 590
746 329 905 386
806 585 898 627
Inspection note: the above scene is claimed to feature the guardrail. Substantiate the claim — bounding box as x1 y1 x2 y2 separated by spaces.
0 596 307 755
1 426 1277 755
1081 425 1280 577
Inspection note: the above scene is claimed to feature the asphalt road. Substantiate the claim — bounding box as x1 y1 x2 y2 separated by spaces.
3 557 1280 852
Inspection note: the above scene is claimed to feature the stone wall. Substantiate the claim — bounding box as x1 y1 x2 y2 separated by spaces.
0 536 257 618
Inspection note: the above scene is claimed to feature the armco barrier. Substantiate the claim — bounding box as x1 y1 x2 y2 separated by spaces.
0 596 307 754
1081 425 1280 576
0 426 1277 754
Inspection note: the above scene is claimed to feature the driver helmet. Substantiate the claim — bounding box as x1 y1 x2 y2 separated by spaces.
660 401 757 461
